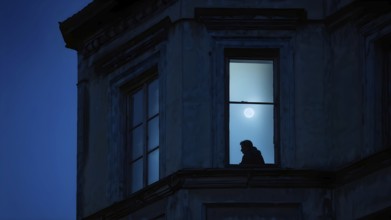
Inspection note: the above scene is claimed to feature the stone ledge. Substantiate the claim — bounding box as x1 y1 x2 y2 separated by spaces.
195 8 307 31
84 148 391 219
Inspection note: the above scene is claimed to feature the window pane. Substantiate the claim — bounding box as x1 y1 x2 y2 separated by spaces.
229 60 273 103
131 126 144 160
148 79 159 118
131 159 143 192
147 149 159 184
147 116 159 151
132 90 143 126
229 104 274 164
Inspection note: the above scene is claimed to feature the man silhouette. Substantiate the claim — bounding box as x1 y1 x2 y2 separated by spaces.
239 140 265 166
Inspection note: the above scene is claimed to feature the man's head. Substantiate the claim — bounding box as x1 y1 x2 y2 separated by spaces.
240 140 253 151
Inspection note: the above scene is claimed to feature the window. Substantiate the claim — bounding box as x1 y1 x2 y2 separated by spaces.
125 74 159 193
380 40 391 147
226 49 279 165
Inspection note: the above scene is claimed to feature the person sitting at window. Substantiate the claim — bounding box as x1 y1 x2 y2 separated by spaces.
239 140 265 166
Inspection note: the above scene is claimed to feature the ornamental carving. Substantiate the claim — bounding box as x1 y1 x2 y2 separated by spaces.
82 0 176 57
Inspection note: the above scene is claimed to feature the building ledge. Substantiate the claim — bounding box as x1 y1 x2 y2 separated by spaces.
84 148 391 220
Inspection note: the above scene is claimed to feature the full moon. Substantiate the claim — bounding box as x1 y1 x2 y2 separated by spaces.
243 108 255 118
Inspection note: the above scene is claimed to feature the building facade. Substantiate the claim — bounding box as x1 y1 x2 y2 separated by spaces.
60 0 391 219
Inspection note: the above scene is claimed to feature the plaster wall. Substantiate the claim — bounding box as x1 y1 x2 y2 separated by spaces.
180 21 214 168
294 24 329 169
326 22 363 168
164 22 184 173
81 75 111 216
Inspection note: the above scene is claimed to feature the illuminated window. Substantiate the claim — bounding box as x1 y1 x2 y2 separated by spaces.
126 75 159 193
226 49 279 165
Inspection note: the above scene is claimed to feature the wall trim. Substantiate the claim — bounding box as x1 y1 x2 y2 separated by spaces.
84 148 391 219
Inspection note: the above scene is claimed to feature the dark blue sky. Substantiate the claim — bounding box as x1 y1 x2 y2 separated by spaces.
0 1 91 219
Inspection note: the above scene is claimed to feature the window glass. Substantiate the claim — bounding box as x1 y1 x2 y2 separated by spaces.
148 79 159 118
132 90 143 126
131 159 143 192
131 126 144 160
147 116 159 151
229 60 273 102
229 104 274 164
229 58 275 165
127 74 160 194
147 149 159 184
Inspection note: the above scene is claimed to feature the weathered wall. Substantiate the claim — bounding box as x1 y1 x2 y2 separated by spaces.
294 24 329 169
178 21 214 168
326 21 363 168
163 19 215 171
77 61 112 216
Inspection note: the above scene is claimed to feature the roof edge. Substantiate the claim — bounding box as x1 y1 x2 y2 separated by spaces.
59 0 117 50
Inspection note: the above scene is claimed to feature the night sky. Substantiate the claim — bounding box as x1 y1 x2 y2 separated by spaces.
0 1 91 219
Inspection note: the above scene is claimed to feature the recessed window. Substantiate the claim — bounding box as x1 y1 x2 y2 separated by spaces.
226 49 279 165
126 75 159 193
380 40 391 147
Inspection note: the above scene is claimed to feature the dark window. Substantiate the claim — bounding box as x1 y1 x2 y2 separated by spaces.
375 37 391 149
125 72 159 193
225 49 279 165
382 41 391 147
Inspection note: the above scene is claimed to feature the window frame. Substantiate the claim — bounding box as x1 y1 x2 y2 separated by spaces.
121 67 160 194
224 48 280 167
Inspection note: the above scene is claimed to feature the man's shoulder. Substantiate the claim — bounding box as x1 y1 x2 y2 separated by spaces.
251 146 261 153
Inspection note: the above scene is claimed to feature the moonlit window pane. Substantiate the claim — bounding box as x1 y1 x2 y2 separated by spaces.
127 74 160 193
131 159 143 192
132 90 143 126
229 104 274 164
147 149 159 184
147 116 159 151
229 60 273 102
132 126 143 160
148 79 159 118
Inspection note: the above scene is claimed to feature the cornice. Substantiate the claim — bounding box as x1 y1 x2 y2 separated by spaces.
325 0 391 32
59 0 116 51
59 0 177 53
60 0 391 56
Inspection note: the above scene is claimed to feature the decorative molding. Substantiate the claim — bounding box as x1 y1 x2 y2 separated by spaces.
358 13 391 37
60 0 176 53
195 8 307 31
325 0 391 32
84 148 391 219
94 17 171 75
83 0 175 57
